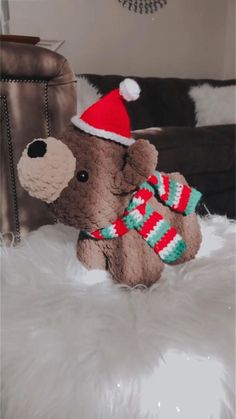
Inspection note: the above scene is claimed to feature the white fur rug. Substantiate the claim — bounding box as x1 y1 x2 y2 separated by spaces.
1 216 235 419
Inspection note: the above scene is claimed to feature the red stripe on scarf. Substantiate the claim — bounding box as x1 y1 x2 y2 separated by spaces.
154 227 177 253
137 203 147 216
114 218 129 236
91 230 103 239
176 185 191 212
148 174 158 185
139 211 163 238
136 188 153 202
160 174 170 201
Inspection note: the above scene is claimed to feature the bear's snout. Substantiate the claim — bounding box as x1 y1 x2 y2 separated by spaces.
27 140 47 158
17 137 76 204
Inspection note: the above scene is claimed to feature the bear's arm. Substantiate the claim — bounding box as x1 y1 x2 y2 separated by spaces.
77 236 106 270
165 172 187 185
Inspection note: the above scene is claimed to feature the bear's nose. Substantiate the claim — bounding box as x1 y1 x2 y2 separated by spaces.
27 140 47 158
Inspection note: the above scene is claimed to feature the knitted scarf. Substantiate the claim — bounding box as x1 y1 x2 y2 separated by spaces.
83 171 202 263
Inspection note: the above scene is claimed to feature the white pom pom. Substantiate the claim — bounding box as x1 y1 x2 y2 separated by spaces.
119 78 141 102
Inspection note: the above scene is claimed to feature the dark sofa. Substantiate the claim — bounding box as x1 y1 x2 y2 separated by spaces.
80 75 236 218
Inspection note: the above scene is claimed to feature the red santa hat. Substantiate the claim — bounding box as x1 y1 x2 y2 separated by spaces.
71 78 141 146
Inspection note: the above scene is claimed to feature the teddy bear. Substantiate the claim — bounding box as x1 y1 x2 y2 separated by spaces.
17 78 202 287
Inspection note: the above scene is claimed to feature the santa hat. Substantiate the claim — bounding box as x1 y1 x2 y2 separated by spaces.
71 78 141 146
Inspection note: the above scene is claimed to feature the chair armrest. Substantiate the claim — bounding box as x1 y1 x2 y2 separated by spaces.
0 42 77 238
1 41 74 83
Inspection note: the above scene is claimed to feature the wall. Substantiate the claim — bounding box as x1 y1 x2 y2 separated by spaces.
9 0 235 79
223 0 236 79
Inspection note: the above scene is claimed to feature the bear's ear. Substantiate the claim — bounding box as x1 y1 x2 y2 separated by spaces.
114 139 158 192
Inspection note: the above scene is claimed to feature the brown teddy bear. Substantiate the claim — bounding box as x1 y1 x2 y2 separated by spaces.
17 79 202 287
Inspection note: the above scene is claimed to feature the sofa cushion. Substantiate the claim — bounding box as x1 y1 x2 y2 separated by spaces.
133 125 235 217
133 125 234 174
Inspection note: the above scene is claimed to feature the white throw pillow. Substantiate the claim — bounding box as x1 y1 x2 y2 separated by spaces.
76 76 102 115
189 83 236 127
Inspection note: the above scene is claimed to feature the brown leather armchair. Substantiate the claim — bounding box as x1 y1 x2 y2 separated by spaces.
0 42 77 240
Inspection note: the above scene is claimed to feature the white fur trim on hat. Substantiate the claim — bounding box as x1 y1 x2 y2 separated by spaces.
119 78 141 102
71 116 136 146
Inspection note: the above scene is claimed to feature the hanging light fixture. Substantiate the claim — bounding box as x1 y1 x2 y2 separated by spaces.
118 0 167 14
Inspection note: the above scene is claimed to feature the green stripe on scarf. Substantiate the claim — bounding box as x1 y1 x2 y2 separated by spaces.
146 219 170 248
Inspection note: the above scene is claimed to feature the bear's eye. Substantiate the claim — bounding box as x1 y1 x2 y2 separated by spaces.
76 170 89 183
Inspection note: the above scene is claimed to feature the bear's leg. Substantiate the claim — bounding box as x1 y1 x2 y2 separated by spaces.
77 237 106 270
104 232 164 287
167 172 202 264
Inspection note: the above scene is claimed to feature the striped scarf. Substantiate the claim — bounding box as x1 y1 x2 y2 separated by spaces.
83 171 202 263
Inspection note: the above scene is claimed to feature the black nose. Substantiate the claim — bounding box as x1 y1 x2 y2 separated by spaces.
27 140 47 158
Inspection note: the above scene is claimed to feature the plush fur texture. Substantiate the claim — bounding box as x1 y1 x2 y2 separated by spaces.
189 84 236 127
1 216 235 419
17 126 201 286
